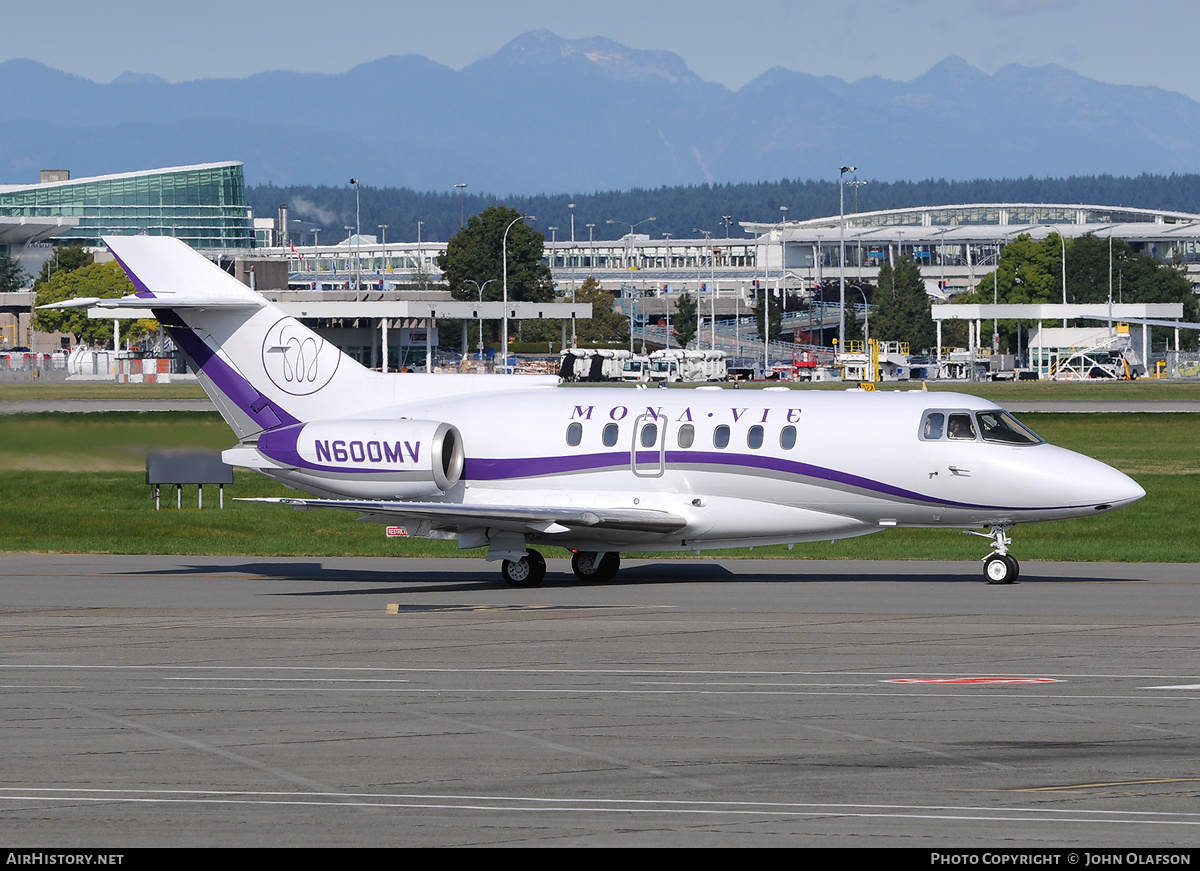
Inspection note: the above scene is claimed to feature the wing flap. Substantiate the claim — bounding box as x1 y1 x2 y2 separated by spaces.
238 497 688 534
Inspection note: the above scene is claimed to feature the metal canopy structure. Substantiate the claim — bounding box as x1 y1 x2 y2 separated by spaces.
930 303 1184 321
87 300 591 321
0 216 80 248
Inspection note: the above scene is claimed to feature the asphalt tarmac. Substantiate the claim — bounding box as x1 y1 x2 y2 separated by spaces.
1 554 1197 848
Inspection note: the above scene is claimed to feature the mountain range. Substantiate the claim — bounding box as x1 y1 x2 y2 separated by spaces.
3 29 1199 195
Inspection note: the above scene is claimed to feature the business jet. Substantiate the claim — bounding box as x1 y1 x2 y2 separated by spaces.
45 236 1144 587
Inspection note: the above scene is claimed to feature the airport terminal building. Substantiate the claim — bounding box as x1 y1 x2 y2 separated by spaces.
270 202 1200 302
0 161 254 265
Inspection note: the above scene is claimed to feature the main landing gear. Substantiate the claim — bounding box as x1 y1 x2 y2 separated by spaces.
968 524 1019 585
571 551 620 583
498 550 622 588
501 549 546 588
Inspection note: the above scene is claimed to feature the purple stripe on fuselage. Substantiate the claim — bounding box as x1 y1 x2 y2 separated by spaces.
256 424 303 466
463 449 1052 512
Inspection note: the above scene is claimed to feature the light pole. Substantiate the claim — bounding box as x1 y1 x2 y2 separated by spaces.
722 215 733 238
454 183 467 229
463 278 496 357
567 204 577 345
502 213 535 369
343 225 354 295
606 217 656 270
350 178 361 300
548 226 559 316
695 228 716 350
586 223 595 243
849 285 869 344
838 165 856 350
847 179 867 213
377 224 388 290
416 220 424 293
1058 227 1068 327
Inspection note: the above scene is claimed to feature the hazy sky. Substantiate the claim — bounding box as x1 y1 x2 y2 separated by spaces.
4 0 1198 101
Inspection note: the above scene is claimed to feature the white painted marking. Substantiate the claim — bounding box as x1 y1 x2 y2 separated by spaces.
0 788 1197 827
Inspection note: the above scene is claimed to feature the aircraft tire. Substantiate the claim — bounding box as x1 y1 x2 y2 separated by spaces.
571 551 621 583
983 554 1017 585
502 550 546 588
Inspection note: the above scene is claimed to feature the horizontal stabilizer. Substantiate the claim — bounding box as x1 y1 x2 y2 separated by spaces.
39 295 261 311
239 497 689 535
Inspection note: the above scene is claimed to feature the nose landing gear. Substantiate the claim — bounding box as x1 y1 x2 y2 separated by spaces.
969 524 1019 585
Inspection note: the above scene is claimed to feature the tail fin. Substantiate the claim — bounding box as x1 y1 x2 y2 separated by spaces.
106 235 388 439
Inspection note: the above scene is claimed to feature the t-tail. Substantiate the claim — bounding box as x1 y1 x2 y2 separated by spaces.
102 235 397 439
82 236 556 440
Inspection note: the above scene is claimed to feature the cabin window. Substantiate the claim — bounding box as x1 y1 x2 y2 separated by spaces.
922 412 945 440
677 424 695 448
976 411 1042 445
713 424 730 449
780 425 797 450
747 425 764 449
947 413 976 440
602 423 619 447
640 423 658 448
565 422 582 447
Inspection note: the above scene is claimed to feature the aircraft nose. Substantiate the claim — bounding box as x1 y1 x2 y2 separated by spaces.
1083 458 1145 509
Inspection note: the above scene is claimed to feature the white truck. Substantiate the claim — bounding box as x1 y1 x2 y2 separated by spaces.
647 349 727 383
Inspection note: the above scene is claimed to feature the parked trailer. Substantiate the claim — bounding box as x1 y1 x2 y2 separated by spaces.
558 348 633 382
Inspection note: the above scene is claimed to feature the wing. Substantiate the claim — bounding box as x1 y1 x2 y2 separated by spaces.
239 497 688 536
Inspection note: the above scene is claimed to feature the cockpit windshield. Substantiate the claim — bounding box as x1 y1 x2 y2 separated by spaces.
921 409 1043 445
976 411 1042 445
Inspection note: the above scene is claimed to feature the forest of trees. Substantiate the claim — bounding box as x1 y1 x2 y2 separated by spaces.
248 173 1200 247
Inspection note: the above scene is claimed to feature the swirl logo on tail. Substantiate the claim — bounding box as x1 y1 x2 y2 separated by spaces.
261 318 340 395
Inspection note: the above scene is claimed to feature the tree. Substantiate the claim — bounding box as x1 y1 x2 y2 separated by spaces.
574 277 629 345
32 260 153 347
33 246 91 288
673 291 697 349
0 251 27 292
954 232 1198 351
872 254 936 351
437 205 554 303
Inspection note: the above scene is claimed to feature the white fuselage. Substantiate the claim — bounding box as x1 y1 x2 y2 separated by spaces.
247 381 1144 553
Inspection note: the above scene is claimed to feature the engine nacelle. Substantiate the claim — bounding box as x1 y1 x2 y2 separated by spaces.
252 419 464 498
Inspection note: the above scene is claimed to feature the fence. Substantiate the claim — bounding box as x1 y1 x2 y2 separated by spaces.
1164 352 1200 379
0 352 64 371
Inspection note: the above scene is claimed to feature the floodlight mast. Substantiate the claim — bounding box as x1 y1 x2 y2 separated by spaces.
501 214 535 369
838 165 856 350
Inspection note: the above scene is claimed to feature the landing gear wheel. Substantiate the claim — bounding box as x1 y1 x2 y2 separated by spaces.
983 553 1018 585
571 551 621 582
502 549 546 588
